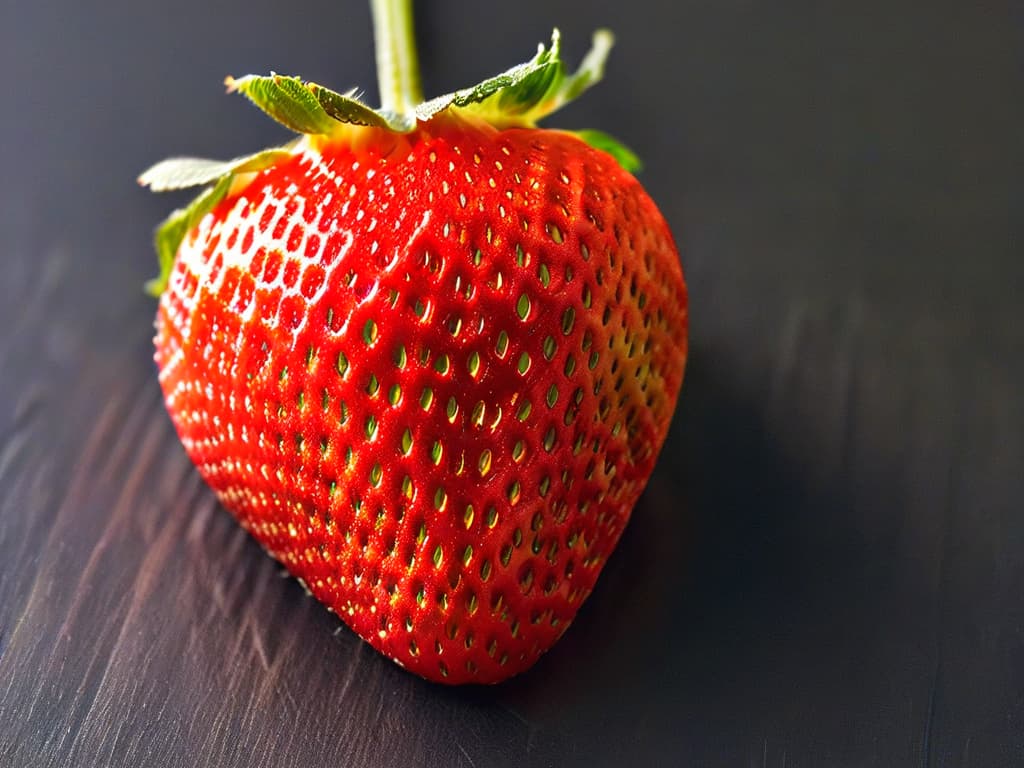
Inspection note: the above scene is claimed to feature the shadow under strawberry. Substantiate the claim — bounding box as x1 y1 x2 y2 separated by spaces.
470 344 918 763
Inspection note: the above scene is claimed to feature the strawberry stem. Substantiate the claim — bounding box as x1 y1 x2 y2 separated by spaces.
372 0 423 121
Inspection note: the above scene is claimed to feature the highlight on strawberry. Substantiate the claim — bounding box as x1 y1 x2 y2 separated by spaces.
140 0 687 684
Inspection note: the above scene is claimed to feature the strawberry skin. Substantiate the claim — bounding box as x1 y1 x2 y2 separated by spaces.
154 118 687 683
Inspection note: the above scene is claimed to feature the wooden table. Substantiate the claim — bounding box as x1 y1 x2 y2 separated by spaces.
2 1 1020 765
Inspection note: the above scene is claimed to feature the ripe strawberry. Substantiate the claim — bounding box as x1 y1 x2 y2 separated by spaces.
141 1 687 684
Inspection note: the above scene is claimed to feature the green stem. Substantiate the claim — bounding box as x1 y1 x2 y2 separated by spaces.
371 0 423 119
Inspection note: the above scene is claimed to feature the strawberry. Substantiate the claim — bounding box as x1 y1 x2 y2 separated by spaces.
140 0 687 684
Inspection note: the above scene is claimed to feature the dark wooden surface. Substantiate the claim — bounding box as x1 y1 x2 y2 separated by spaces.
1 1 1021 765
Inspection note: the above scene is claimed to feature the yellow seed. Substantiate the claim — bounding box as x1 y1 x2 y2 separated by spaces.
507 480 521 505
471 401 485 428
511 440 525 463
478 449 492 477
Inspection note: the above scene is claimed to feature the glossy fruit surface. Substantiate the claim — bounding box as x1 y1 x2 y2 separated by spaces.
155 120 686 682
142 7 688 683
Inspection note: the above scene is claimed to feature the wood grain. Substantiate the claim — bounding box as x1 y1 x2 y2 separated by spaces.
1 0 1021 765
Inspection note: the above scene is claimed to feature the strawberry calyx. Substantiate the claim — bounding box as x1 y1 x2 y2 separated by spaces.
222 28 616 136
139 1 640 295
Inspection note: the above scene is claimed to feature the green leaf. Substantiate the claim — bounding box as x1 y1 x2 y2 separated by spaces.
227 74 409 134
416 29 614 127
227 74 339 134
137 148 291 192
307 83 405 129
574 129 643 173
146 174 233 297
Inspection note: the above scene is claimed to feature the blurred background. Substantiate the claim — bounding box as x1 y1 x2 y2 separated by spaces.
0 1 1021 766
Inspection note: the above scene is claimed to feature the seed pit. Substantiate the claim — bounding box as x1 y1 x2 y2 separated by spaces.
512 440 526 463
542 336 556 361
516 293 532 320
538 263 551 288
546 384 559 408
470 401 486 428
363 319 379 345
495 330 509 358
394 344 407 369
478 449 492 477
420 387 434 410
561 307 575 335
446 396 459 423
507 480 522 505
539 475 551 497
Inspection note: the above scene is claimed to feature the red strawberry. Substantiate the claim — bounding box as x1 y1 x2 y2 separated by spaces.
140 1 687 684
